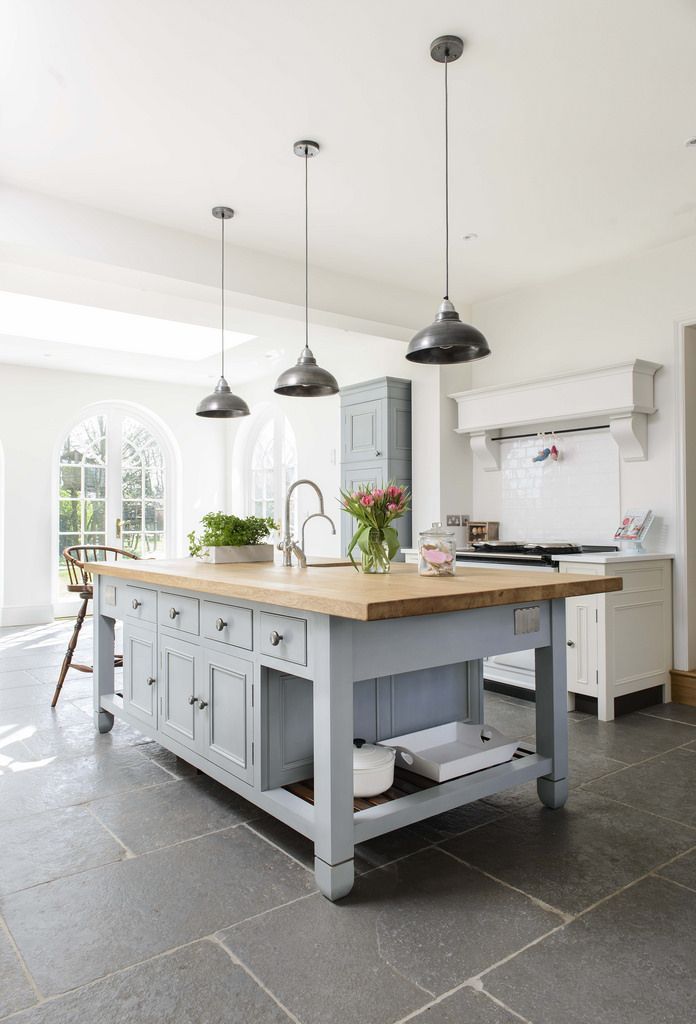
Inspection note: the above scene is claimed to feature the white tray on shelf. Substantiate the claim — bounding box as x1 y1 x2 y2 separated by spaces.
380 722 520 783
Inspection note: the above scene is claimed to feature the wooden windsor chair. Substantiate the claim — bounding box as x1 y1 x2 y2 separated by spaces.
51 545 138 708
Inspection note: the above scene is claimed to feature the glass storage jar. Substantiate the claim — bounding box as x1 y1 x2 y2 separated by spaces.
418 522 456 577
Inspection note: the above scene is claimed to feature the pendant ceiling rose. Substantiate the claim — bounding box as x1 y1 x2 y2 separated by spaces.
274 139 339 398
429 35 464 63
406 34 490 366
196 205 250 418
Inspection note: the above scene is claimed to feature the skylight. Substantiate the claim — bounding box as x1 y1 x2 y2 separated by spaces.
0 291 254 361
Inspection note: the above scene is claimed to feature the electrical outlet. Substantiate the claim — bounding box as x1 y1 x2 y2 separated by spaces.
446 514 461 526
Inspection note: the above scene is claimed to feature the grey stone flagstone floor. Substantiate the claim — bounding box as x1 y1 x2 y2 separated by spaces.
1 619 696 1023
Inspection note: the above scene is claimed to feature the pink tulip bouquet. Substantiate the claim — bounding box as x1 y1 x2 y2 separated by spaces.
340 482 411 573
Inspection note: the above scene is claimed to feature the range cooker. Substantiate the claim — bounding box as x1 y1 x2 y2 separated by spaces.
456 541 618 571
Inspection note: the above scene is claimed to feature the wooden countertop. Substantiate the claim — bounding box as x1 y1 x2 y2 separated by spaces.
90 558 622 622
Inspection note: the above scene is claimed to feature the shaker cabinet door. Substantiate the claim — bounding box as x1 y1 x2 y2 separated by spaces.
342 400 384 462
565 595 599 694
159 634 202 749
200 649 254 784
123 624 157 727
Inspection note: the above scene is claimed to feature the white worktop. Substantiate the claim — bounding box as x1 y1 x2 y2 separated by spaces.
404 549 673 565
555 551 674 564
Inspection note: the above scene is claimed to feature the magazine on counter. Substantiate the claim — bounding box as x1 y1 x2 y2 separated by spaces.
614 509 654 542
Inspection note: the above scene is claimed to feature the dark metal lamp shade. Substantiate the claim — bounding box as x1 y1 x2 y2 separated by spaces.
274 347 339 397
406 299 490 364
196 376 251 417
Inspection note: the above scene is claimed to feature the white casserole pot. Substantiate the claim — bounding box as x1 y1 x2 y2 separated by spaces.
353 738 395 797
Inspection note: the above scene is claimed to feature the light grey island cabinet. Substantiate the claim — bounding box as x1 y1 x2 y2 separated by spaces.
90 559 620 901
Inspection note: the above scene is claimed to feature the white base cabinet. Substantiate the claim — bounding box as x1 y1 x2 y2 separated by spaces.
123 623 157 728
559 556 673 721
122 587 256 786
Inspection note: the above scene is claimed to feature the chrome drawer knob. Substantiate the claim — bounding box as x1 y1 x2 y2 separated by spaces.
169 607 179 619
215 617 226 632
269 630 283 647
566 640 575 648
187 694 197 705
197 699 209 710
132 598 141 609
146 676 156 686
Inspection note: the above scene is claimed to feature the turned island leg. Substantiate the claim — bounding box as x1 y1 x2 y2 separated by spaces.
535 599 569 809
313 616 355 901
93 578 115 734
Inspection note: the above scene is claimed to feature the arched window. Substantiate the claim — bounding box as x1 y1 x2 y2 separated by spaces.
248 409 298 531
57 406 174 598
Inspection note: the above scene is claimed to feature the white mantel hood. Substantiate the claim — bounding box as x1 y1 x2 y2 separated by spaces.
449 360 661 470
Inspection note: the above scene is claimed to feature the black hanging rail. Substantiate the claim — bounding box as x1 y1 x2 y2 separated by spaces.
492 424 611 442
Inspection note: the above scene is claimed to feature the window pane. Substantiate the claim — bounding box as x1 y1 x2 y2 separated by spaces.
60 465 82 497
59 500 82 533
145 469 165 499
58 534 80 564
122 468 142 499
122 501 142 532
144 532 165 555
84 532 106 547
121 441 140 468
122 532 142 555
61 416 106 465
84 500 106 532
144 502 164 531
84 466 106 499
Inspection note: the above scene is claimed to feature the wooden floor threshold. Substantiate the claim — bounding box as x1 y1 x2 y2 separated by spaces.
670 668 696 707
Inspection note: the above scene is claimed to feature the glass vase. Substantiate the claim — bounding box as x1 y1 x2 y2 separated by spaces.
361 530 392 574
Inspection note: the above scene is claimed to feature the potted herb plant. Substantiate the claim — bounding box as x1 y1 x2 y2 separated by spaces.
188 512 278 564
340 482 411 573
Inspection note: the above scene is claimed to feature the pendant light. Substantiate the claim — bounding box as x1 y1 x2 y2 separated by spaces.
196 206 250 418
406 36 490 365
274 141 339 397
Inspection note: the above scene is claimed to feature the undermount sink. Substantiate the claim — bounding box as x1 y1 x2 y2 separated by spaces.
304 557 353 568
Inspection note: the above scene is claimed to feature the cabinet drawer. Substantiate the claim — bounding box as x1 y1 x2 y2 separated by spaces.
259 611 307 666
126 585 158 624
159 592 200 635
201 600 253 650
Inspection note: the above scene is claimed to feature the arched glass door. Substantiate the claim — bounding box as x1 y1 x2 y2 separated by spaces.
57 409 170 596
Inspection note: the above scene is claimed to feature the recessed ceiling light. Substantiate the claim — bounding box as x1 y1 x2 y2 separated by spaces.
462 233 479 241
685 137 696 148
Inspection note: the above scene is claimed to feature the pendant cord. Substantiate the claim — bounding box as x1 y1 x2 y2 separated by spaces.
444 53 449 301
304 147 309 350
220 214 225 380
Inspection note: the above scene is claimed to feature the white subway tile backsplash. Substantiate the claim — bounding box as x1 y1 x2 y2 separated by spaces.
498 429 620 543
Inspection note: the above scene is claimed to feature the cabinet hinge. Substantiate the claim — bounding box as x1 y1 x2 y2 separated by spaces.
595 669 599 684
251 741 255 765
251 684 254 708
595 608 599 623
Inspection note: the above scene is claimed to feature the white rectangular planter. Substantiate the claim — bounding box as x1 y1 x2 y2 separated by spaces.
200 544 274 564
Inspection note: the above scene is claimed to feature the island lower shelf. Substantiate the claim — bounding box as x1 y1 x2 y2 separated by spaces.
104 685 548 847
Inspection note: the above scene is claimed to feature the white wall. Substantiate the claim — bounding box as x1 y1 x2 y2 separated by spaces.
456 232 696 665
0 362 226 625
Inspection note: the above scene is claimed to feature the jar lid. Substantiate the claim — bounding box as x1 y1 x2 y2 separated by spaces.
353 738 395 772
420 521 454 538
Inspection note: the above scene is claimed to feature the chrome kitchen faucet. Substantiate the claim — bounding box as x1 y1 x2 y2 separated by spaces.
279 478 335 567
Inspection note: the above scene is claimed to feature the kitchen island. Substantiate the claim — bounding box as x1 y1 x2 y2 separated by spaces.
89 559 621 900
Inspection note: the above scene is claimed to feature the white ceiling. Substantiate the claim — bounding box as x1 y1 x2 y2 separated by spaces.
2 0 696 306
